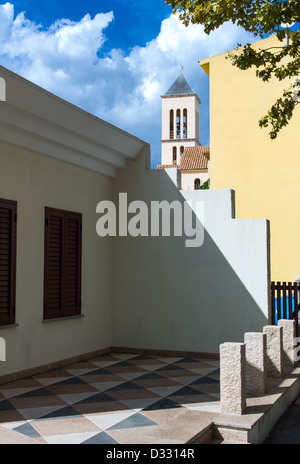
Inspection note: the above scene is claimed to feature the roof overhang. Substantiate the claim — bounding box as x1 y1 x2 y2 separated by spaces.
199 60 210 76
0 66 149 178
199 33 290 77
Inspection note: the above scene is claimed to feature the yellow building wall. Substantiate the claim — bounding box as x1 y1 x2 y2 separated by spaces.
200 34 300 282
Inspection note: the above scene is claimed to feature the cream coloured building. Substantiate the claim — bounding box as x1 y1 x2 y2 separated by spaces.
157 73 210 190
199 33 300 282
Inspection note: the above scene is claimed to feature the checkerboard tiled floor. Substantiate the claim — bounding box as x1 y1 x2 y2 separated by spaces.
0 353 220 444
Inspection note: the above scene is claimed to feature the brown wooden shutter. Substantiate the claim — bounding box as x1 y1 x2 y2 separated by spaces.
0 199 17 326
44 208 81 320
44 209 64 319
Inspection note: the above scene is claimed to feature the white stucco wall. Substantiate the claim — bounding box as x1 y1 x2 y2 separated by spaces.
0 141 113 376
112 151 270 355
0 143 270 377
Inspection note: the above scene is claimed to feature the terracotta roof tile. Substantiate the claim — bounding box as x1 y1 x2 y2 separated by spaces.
156 146 210 171
179 146 210 171
156 164 180 169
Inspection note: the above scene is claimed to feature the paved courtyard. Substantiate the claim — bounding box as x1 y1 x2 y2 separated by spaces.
0 352 220 444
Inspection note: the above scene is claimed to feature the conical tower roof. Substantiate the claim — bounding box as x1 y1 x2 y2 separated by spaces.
165 73 194 96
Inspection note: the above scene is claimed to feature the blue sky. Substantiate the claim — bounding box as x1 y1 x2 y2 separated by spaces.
0 1 259 167
11 0 173 52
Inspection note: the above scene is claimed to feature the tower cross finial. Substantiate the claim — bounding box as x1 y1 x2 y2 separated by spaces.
180 65 184 73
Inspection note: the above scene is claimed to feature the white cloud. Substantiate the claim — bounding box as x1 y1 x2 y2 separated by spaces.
0 3 256 166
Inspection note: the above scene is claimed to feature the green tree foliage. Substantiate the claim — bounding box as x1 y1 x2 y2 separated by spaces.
199 178 210 189
165 0 300 139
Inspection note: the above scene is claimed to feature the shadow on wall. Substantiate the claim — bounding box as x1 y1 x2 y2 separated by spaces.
110 152 270 355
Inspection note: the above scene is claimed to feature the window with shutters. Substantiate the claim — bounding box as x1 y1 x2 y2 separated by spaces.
44 207 82 320
0 199 17 326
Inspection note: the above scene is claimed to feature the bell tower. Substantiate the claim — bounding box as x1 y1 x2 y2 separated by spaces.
161 73 201 166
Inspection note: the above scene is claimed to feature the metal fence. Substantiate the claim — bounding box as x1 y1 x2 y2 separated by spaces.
271 281 300 334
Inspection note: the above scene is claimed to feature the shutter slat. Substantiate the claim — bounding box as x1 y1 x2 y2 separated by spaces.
44 212 63 319
63 216 80 316
0 199 17 325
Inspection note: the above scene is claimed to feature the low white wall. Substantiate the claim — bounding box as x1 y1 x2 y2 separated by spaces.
112 151 270 354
